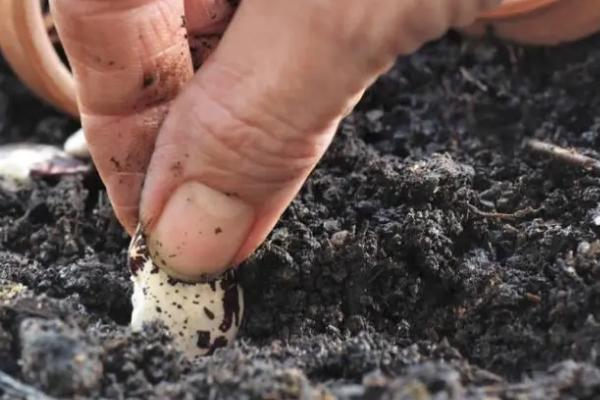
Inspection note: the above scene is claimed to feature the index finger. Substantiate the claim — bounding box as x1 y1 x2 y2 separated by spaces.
50 0 193 233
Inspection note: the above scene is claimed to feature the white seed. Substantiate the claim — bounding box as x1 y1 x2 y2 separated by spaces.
0 143 88 190
63 128 90 159
128 226 244 357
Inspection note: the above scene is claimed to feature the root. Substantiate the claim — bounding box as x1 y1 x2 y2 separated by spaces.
467 204 540 221
526 139 600 174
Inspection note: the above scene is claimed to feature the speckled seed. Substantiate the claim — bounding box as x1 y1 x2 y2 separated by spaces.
128 225 243 357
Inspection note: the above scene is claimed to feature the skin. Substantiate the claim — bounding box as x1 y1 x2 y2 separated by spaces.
50 0 502 280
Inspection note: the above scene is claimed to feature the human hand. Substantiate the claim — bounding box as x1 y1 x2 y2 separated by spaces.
50 0 501 280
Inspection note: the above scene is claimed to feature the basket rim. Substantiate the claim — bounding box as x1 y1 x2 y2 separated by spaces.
478 0 562 20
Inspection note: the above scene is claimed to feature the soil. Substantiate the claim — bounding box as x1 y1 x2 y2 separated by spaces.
2 31 600 400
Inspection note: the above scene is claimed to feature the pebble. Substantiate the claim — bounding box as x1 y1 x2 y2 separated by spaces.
331 230 351 247
578 241 591 254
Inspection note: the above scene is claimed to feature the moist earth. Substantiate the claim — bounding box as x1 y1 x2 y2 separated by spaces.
1 32 600 399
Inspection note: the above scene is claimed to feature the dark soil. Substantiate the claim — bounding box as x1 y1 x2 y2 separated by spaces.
2 31 600 399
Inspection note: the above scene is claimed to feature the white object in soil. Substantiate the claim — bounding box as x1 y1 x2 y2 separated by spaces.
63 128 90 158
0 143 88 189
128 226 244 357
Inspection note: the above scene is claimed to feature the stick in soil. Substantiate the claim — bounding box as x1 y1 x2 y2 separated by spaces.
0 370 57 400
467 204 539 221
526 139 600 174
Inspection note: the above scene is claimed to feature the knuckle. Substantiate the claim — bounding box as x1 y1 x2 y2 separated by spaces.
199 91 322 185
182 67 326 186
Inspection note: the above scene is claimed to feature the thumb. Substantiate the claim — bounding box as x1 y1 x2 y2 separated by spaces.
139 0 501 281
140 0 357 281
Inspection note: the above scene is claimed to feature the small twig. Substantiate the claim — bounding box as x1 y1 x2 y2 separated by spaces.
524 292 541 304
526 139 600 174
467 204 539 221
460 67 488 92
0 370 56 400
479 381 535 394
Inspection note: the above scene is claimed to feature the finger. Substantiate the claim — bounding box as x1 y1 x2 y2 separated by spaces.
50 0 193 234
184 0 236 35
184 0 238 69
139 0 503 281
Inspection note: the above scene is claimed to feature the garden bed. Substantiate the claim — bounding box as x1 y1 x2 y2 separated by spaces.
1 32 600 399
